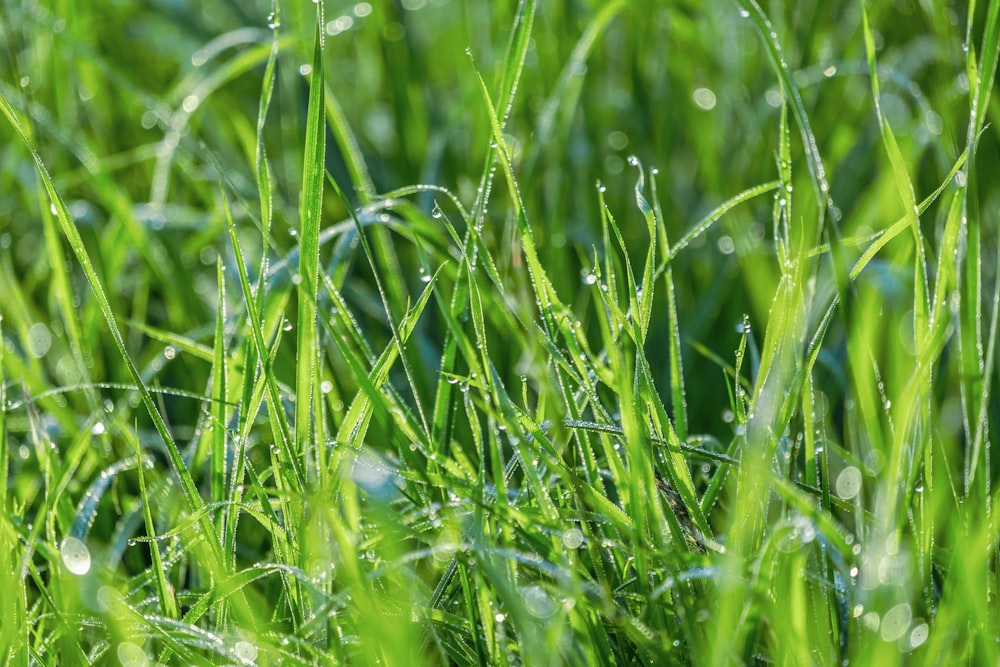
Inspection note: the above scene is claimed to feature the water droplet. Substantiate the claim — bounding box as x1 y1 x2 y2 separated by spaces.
692 87 717 110
737 7 750 17
117 641 149 667
909 622 929 648
522 585 556 618
234 640 258 662
562 528 584 549
267 11 280 28
61 537 91 575
320 380 333 394
880 603 912 642
626 155 639 167
836 466 862 500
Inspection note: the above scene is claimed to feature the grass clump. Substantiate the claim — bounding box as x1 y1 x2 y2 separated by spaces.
1 0 999 664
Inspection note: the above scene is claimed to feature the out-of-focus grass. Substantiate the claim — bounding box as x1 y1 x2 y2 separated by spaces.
1 0 999 664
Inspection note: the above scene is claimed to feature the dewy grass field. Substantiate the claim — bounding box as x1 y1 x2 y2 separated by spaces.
1 0 999 664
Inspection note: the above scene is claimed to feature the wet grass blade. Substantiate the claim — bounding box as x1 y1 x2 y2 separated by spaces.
296 11 326 484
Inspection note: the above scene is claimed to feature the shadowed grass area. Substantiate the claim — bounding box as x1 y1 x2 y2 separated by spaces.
1 0 999 664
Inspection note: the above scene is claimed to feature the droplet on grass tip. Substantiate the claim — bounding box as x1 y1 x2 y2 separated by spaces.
61 537 91 575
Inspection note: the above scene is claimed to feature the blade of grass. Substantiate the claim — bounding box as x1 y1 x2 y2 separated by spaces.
296 12 326 486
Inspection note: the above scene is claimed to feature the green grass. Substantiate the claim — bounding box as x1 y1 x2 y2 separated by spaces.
2 0 1000 664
